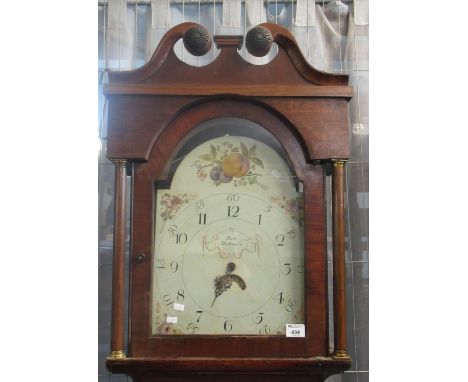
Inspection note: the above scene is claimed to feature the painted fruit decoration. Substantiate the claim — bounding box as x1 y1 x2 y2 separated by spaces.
222 153 250 178
193 141 268 189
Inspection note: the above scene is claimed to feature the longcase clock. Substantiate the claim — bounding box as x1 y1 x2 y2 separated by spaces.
104 22 353 382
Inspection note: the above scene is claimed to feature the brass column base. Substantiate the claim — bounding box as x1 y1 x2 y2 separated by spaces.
331 349 350 360
108 350 126 360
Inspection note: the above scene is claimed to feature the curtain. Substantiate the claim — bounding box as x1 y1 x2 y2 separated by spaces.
99 0 356 72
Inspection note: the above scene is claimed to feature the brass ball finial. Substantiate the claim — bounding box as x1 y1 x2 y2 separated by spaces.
183 25 212 56
245 26 273 57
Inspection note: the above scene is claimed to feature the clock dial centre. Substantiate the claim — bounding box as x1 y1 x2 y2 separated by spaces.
182 215 281 319
210 262 246 308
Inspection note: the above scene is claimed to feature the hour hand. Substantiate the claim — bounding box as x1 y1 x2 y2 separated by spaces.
228 274 246 290
210 263 247 308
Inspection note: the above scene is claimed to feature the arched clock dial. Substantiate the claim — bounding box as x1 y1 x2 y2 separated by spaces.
151 133 305 335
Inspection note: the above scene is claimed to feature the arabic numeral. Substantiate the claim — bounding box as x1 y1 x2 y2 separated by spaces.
195 201 205 211
282 263 303 275
157 259 178 273
224 320 233 332
255 312 264 324
186 322 199 334
170 261 179 273
227 194 239 202
167 224 177 237
287 229 297 239
228 205 239 217
162 294 173 306
285 299 296 313
276 234 285 246
282 263 292 275
176 232 187 244
177 289 185 302
259 325 271 335
196 310 203 323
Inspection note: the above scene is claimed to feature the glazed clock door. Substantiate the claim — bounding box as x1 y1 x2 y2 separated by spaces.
151 118 305 336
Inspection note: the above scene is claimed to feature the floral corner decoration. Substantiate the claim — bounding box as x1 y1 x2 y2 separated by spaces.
271 195 304 226
160 193 196 221
192 141 268 190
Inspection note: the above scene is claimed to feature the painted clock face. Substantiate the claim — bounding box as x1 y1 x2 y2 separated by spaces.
151 123 305 335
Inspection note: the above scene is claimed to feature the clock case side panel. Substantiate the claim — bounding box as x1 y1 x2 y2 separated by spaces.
128 99 328 358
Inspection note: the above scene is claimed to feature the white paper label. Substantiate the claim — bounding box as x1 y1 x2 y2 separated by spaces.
166 316 178 324
173 303 185 311
286 324 305 337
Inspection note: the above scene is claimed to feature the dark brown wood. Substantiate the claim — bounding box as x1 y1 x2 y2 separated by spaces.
129 102 326 358
103 83 352 97
104 22 352 162
213 35 243 49
107 357 350 382
331 160 349 359
104 21 352 381
103 22 352 94
105 96 350 161
110 159 127 357
108 374 331 382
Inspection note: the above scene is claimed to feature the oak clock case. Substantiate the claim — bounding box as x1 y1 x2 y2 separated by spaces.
152 119 305 337
104 22 353 382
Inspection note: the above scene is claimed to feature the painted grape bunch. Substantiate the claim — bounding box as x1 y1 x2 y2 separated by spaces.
193 141 267 189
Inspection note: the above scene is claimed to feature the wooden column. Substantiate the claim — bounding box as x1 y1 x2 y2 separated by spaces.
331 159 350 360
109 159 127 359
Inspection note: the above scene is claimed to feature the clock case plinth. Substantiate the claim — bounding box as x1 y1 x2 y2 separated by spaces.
104 22 352 382
107 357 351 382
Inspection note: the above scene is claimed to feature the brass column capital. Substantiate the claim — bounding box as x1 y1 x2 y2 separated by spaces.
112 159 128 166
331 159 347 168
